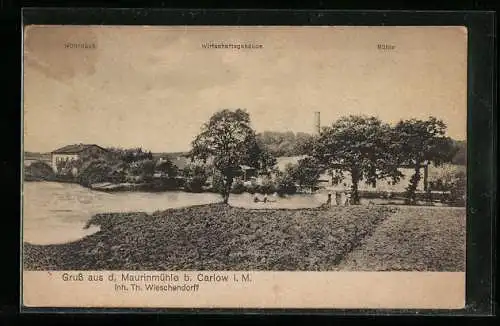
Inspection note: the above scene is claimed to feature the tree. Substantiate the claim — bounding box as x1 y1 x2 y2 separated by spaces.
393 117 458 204
292 157 323 192
182 164 209 193
312 115 401 204
275 163 297 196
25 161 55 180
246 140 277 176
294 132 317 155
190 109 264 203
156 159 178 178
256 131 316 156
451 140 467 165
77 159 113 186
129 159 156 181
107 147 153 163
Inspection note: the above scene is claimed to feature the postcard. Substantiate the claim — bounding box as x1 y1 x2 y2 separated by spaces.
22 25 467 309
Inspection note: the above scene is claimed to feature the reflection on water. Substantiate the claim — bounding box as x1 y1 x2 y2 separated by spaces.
22 182 327 245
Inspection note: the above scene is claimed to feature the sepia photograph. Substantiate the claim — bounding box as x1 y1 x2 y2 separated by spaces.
22 25 468 308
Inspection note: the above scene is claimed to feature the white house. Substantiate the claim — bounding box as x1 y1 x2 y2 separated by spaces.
274 155 428 193
51 144 108 175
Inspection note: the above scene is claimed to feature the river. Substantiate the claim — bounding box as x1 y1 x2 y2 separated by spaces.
22 181 327 245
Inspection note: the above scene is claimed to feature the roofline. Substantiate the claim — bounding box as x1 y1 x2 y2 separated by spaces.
50 144 108 154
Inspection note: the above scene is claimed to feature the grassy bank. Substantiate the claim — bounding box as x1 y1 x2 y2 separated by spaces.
336 206 466 272
23 204 395 271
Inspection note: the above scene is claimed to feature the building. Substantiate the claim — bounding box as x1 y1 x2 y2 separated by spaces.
274 155 428 193
51 144 108 174
305 112 429 193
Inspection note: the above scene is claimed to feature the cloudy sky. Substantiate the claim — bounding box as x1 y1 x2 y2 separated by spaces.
23 25 467 153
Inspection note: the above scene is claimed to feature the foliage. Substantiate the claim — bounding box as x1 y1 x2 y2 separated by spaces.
275 164 297 196
77 159 113 187
155 159 178 178
190 109 267 203
393 117 458 204
448 170 466 206
312 115 401 204
25 161 55 180
259 177 276 195
428 165 466 206
255 149 277 175
291 157 323 191
451 140 467 166
256 131 316 157
106 147 153 163
183 164 209 193
211 171 226 194
129 159 155 181
23 204 398 271
230 179 246 194
245 183 260 195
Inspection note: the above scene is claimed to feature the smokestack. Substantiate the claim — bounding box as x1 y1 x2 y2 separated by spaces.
314 111 321 135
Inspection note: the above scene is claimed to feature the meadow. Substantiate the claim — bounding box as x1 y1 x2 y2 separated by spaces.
23 203 465 271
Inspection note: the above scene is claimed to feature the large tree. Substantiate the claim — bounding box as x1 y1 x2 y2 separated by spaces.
312 115 401 204
190 109 268 204
393 117 458 204
292 157 323 192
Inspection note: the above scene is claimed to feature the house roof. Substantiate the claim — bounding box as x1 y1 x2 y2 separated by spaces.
51 144 108 154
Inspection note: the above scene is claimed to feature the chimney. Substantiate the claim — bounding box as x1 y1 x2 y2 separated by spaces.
314 111 321 135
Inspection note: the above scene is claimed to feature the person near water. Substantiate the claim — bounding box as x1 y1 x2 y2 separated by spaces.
320 193 332 209
344 192 352 206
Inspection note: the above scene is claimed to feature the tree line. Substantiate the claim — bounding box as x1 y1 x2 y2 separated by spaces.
255 131 466 166
190 109 464 205
24 108 465 206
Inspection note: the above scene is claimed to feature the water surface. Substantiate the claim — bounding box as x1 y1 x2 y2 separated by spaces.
22 182 326 245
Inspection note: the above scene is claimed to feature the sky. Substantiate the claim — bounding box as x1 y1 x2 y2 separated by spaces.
23 25 468 153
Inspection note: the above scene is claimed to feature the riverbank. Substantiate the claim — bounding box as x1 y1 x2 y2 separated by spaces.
24 203 394 270
24 179 461 208
23 204 466 271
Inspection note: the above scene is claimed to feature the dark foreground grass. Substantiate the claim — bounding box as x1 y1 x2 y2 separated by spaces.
336 206 466 271
23 203 395 271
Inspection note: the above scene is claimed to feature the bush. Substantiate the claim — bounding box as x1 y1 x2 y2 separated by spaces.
25 161 55 180
183 164 209 193
275 178 296 196
448 171 466 206
211 172 225 194
245 183 259 194
428 167 466 206
146 178 182 191
230 179 246 194
77 160 113 187
258 179 276 195
184 176 206 193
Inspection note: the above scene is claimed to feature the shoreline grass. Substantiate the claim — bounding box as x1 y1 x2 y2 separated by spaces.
23 204 466 272
23 203 396 271
336 206 466 272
